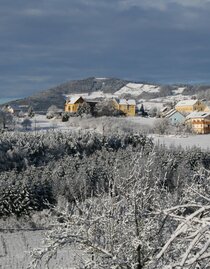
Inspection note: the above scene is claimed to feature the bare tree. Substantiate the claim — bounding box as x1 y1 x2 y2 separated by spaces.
29 150 169 269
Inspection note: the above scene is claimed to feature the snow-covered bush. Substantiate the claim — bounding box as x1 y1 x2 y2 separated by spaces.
29 148 210 269
2 127 210 267
0 177 54 217
77 101 92 116
46 105 60 119
94 99 125 117
21 118 32 130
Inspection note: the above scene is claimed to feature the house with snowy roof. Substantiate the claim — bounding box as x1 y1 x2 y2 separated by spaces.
185 111 210 134
175 99 206 114
3 104 22 115
64 96 84 113
164 109 185 125
113 98 136 116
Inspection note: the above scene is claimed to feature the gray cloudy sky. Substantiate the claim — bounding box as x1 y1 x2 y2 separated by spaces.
1 0 210 98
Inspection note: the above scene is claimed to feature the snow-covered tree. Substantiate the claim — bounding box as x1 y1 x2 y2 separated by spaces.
29 150 172 268
0 110 14 129
28 106 35 118
21 118 32 130
46 105 60 119
77 102 92 116
94 99 124 117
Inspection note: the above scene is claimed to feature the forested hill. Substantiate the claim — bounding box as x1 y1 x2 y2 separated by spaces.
3 76 210 112
2 77 128 112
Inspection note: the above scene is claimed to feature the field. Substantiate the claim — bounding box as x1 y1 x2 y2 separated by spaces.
151 133 210 150
129 116 210 149
16 114 210 150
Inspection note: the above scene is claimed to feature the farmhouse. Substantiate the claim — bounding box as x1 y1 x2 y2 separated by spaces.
64 96 84 113
164 109 185 125
113 98 136 116
65 95 136 116
185 111 210 134
175 99 206 114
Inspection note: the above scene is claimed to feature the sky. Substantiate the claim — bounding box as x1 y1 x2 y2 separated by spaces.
1 0 210 98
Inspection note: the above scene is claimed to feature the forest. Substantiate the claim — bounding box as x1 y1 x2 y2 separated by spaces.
1 129 210 268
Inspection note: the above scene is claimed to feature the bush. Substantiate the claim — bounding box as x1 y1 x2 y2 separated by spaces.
153 118 170 134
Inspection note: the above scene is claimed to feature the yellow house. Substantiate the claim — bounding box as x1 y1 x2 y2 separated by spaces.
64 96 84 113
185 112 210 134
113 98 136 116
175 99 206 114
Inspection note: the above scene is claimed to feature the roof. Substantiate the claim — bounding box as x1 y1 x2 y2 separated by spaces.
186 111 210 120
175 99 198 107
165 109 182 118
67 96 83 104
118 99 136 105
160 107 168 113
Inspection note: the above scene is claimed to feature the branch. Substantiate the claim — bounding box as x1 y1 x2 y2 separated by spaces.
156 206 209 260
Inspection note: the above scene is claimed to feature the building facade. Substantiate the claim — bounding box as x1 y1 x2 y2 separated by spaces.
164 109 185 125
113 99 136 116
64 96 84 113
185 112 210 134
175 100 206 114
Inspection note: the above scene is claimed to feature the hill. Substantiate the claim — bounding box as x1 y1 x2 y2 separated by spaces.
2 77 210 112
3 77 128 112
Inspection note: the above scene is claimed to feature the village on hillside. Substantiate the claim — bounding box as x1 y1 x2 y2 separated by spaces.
63 96 210 134
1 94 210 135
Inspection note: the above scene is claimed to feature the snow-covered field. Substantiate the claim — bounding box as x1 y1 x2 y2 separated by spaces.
114 83 160 96
129 117 210 149
172 87 186 95
129 116 157 127
16 115 210 150
0 230 84 269
149 94 191 103
151 134 210 150
114 83 187 98
65 91 115 100
18 115 74 133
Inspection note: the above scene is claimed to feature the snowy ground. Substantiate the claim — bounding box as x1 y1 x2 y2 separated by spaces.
129 116 157 127
149 94 192 103
17 114 75 133
151 134 210 150
0 230 86 269
129 117 210 149
16 115 210 150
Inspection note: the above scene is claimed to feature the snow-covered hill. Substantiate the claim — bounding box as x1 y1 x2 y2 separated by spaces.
3 77 209 111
